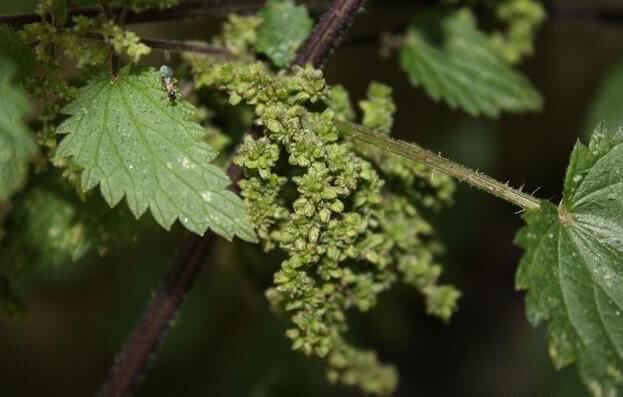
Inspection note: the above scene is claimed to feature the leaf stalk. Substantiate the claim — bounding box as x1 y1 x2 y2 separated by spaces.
336 120 541 211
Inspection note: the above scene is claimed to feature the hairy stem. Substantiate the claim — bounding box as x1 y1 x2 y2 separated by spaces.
3 2 622 30
294 0 365 68
0 1 330 28
96 234 215 397
0 1 265 28
82 32 232 57
337 120 541 211
141 37 232 57
96 1 363 396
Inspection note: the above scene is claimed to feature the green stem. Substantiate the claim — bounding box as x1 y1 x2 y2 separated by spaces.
336 120 541 211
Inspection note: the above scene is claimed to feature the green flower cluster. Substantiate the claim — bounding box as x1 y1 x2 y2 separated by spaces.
213 15 263 58
490 0 546 64
100 21 151 63
21 0 152 72
189 33 460 393
446 0 544 64
353 82 454 210
20 4 83 161
125 0 179 12
19 0 154 172
21 6 108 70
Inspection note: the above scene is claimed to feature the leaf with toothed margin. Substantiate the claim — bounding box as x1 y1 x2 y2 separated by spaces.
399 9 542 118
516 126 623 397
255 0 313 67
56 65 256 242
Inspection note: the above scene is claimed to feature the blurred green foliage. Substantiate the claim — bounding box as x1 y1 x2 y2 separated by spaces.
1 1 622 396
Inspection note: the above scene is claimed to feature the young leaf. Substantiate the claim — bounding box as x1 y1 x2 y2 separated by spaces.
399 9 542 118
0 58 37 201
516 127 623 397
56 66 256 242
255 0 313 67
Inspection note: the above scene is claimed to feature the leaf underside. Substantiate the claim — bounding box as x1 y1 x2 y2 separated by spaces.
0 58 36 201
516 127 623 397
255 0 313 67
56 66 256 242
399 9 542 118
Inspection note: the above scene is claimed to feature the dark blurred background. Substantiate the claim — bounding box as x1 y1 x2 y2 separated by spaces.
2 0 623 396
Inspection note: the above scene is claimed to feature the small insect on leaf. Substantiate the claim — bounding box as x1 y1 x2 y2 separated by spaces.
159 64 173 78
159 64 179 103
55 66 257 242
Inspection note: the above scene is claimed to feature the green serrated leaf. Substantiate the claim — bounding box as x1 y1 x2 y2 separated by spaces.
586 62 623 136
0 177 154 316
0 58 37 201
516 127 623 397
2 186 95 277
399 9 542 118
255 0 313 67
1 179 147 274
56 66 256 242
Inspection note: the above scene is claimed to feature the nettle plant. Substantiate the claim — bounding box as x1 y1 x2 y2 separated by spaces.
0 0 621 396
